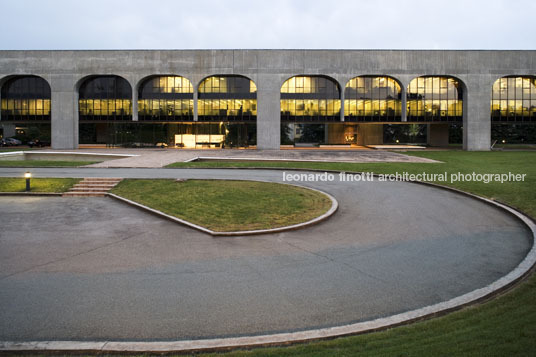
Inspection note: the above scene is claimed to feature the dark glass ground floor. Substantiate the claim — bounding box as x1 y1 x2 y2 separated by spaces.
0 123 51 144
2 122 534 148
281 123 459 146
79 122 256 148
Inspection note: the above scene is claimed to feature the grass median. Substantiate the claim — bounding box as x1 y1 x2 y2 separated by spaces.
111 179 332 232
0 177 80 192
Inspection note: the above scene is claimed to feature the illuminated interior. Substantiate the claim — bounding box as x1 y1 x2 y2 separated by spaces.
198 76 257 120
281 76 341 121
1 76 51 121
138 76 194 121
344 76 401 121
79 76 132 120
407 76 463 121
491 76 536 122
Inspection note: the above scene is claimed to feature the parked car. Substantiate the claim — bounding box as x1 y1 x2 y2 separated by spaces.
3 137 22 146
28 139 49 148
0 138 6 147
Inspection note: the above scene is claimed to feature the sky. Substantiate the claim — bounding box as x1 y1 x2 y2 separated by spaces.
0 0 535 50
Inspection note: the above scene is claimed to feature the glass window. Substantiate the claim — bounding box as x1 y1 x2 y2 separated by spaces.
198 76 257 122
281 76 340 122
491 76 536 122
79 76 132 121
407 76 463 122
1 76 51 121
138 76 193 121
344 76 401 122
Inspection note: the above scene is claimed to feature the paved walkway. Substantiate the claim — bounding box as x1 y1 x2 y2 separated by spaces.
45 148 438 167
0 168 531 341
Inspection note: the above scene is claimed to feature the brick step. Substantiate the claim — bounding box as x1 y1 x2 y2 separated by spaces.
81 178 122 181
73 184 118 188
69 187 115 192
63 177 123 198
63 192 108 197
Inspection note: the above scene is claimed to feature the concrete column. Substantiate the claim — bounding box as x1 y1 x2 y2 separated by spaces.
463 76 492 151
51 75 77 149
132 90 138 121
401 89 407 122
1 124 16 138
256 75 281 150
193 88 198 122
397 75 410 122
340 87 345 122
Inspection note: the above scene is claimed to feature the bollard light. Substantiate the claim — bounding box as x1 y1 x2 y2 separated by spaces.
24 171 31 192
395 139 400 144
502 139 506 144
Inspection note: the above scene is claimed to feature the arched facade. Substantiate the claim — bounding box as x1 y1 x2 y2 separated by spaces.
1 50 534 150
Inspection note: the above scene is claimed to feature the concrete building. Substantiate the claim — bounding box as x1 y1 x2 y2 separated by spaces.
0 50 535 150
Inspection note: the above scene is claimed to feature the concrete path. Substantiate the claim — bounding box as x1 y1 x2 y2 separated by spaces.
0 168 532 341
47 148 438 167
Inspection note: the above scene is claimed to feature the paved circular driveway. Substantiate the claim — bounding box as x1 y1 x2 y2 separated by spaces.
0 168 532 341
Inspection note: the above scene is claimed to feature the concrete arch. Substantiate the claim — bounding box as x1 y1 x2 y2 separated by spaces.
344 74 404 92
280 74 341 96
136 74 194 95
407 74 468 95
75 74 132 95
197 74 257 92
0 74 52 93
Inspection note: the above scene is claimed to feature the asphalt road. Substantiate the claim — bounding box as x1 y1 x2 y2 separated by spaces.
0 168 532 341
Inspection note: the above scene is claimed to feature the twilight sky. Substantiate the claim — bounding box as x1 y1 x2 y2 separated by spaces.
1 0 534 50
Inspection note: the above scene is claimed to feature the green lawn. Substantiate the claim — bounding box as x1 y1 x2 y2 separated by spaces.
0 160 99 167
111 179 332 232
0 177 80 192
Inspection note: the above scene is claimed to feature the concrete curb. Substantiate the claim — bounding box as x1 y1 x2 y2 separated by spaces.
107 181 338 236
1 171 535 353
